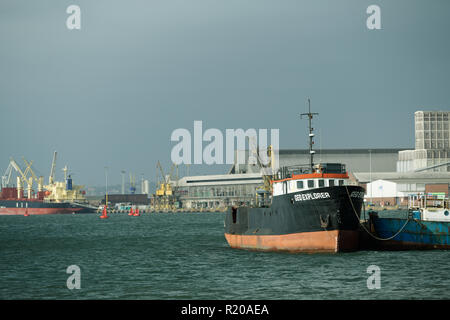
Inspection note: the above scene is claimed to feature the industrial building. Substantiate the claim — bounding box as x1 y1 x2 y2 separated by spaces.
397 111 450 172
232 148 402 174
176 173 263 209
173 110 449 210
359 110 450 206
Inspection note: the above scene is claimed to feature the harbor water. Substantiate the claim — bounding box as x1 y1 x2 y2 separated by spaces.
0 212 449 300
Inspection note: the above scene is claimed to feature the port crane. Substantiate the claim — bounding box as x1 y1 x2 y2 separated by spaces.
154 161 178 211
156 161 177 196
156 161 167 196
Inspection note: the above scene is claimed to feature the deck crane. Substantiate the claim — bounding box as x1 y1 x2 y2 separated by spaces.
249 138 277 192
249 137 277 207
1 162 14 188
22 157 44 192
48 151 57 184
9 158 33 199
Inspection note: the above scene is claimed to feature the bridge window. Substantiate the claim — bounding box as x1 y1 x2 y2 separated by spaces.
297 181 304 189
318 180 325 187
307 180 314 188
329 180 335 187
339 180 344 186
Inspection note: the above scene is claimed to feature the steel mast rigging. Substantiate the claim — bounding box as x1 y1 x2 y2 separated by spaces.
300 98 319 172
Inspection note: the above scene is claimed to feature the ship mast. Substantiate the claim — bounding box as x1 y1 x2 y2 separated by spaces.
300 98 319 172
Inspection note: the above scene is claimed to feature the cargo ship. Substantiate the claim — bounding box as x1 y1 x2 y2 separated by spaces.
224 103 366 253
0 152 96 215
366 194 450 250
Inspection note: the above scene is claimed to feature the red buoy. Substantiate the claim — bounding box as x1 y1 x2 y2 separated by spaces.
100 205 108 219
133 208 140 216
128 207 134 216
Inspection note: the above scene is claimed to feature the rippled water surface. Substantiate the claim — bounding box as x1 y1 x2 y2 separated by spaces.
0 212 449 299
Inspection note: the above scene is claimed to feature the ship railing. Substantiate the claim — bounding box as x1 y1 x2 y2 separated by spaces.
408 194 449 209
277 165 311 180
277 163 346 180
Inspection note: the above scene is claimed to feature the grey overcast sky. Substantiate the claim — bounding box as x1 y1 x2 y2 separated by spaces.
1 0 449 186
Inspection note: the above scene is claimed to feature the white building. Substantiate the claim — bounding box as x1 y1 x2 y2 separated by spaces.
397 111 450 173
365 179 407 206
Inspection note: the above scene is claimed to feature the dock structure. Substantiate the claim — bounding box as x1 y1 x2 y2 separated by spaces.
175 173 263 210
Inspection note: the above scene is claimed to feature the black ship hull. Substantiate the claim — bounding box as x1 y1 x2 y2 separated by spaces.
0 199 97 215
224 185 365 253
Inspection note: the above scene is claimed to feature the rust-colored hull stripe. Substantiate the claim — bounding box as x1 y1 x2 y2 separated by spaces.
224 230 359 253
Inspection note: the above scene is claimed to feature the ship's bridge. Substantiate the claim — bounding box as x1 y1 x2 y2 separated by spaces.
272 163 350 196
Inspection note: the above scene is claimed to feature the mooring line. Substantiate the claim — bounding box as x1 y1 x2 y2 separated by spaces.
344 185 411 241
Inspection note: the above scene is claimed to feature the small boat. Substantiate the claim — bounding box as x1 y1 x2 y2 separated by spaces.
367 194 450 250
224 103 366 253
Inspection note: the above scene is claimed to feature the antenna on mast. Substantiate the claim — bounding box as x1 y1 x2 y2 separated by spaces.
300 98 319 171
